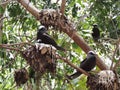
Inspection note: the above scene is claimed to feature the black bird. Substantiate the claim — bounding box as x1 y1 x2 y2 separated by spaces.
92 24 100 42
67 51 96 80
37 25 65 51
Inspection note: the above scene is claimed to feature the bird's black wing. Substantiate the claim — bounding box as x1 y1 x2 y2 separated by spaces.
67 55 96 80
42 33 58 46
80 55 96 71
67 58 87 80
42 33 65 51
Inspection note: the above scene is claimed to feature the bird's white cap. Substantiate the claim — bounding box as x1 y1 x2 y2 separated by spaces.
88 51 95 55
39 25 45 30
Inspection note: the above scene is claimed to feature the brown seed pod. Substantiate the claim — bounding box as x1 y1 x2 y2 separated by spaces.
14 68 28 86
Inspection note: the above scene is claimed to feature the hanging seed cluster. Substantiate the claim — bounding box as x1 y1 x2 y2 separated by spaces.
22 43 57 73
87 70 119 90
14 68 28 86
39 9 76 32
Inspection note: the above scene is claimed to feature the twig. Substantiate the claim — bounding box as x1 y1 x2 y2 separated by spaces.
0 42 35 53
0 16 8 22
0 45 21 52
1 42 34 47
56 54 90 76
60 0 66 14
0 0 12 8
110 41 119 70
17 0 40 19
56 0 59 4
0 0 11 5
113 57 120 70
113 39 120 70
101 37 117 43
63 76 75 90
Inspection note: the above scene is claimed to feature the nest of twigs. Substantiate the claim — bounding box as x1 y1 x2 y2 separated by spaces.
22 43 57 74
14 68 28 86
87 70 120 90
39 9 76 32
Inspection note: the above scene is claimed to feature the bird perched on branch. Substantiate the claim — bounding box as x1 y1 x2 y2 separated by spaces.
67 51 96 80
92 24 100 42
36 25 65 51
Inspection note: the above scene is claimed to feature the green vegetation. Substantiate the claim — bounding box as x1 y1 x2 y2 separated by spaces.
0 0 120 90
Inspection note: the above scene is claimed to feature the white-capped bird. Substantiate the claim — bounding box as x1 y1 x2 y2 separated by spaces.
36 25 65 51
67 51 96 79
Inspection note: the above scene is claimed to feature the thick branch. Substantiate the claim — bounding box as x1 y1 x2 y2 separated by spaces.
56 55 89 76
17 0 108 70
60 0 66 14
17 0 40 19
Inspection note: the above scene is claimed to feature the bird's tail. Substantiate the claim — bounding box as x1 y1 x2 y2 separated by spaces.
67 71 82 80
56 46 65 51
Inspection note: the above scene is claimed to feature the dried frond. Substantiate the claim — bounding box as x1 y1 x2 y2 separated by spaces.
39 9 76 32
22 43 57 74
87 70 120 90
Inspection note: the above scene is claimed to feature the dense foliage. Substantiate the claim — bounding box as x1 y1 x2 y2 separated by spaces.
0 0 120 89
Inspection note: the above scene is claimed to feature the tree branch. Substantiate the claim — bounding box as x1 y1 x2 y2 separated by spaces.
110 41 119 69
17 0 108 70
113 58 120 70
0 0 11 8
0 42 34 52
113 39 120 70
1 42 34 47
17 0 40 19
60 0 66 14
0 44 21 52
0 16 8 22
56 54 90 76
